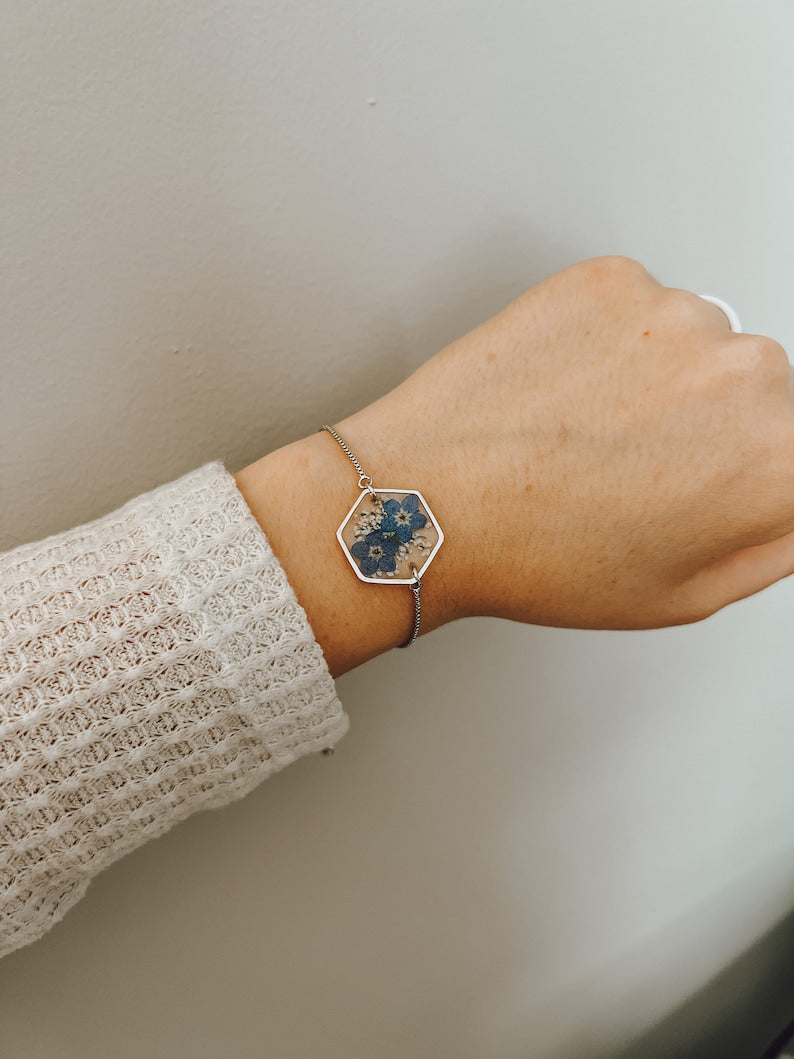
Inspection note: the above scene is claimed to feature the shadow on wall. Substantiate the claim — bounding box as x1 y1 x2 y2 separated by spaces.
617 906 794 1059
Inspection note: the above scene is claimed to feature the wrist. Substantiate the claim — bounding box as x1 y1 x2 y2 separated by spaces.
234 424 459 679
333 400 474 622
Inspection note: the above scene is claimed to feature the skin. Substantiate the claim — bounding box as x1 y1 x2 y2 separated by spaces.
235 255 794 678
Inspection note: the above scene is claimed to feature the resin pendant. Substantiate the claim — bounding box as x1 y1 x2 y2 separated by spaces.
337 488 444 584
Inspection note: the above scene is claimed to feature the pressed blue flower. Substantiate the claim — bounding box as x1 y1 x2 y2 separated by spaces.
350 529 400 575
380 494 427 543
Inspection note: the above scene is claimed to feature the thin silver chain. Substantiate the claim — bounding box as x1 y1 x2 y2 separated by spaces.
402 566 422 648
320 424 422 649
319 424 377 498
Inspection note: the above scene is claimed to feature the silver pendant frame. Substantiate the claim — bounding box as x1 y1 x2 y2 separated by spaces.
336 487 444 585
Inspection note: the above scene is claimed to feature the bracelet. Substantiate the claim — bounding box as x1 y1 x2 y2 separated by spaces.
319 424 444 647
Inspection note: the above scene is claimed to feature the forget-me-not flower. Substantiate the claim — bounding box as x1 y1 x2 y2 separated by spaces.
379 494 427 543
350 529 400 575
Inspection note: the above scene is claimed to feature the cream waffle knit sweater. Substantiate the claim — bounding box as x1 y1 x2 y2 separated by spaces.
0 460 350 960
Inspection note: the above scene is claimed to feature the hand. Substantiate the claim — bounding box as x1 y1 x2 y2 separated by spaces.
338 255 794 631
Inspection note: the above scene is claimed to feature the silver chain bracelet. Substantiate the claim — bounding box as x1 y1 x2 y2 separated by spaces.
319 424 444 648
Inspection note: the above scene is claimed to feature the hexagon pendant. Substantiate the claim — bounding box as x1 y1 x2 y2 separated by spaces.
336 488 444 584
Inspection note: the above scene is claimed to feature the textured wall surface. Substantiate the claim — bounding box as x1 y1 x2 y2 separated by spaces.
2 2 794 1057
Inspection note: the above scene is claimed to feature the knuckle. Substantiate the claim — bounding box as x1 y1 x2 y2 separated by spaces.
572 255 652 301
663 287 709 326
753 335 790 374
725 334 790 382
586 254 649 278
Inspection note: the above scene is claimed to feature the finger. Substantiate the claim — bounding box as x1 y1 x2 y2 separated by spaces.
687 527 794 615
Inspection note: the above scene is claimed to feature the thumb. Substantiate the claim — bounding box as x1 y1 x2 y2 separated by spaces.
686 528 794 617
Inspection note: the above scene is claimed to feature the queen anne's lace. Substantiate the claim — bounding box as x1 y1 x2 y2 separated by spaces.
0 461 349 959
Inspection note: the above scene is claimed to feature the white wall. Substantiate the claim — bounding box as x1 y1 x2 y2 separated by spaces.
3 2 794 1056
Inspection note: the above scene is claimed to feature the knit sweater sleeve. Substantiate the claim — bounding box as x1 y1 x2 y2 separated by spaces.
0 460 350 960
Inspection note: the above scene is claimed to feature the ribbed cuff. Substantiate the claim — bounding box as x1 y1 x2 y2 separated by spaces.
0 460 349 958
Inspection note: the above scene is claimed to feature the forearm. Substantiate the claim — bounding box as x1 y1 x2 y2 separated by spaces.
0 461 349 959
234 413 458 679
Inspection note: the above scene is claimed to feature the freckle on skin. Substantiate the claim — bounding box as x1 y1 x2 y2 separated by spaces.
487 352 496 364
643 330 650 336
